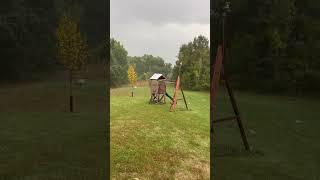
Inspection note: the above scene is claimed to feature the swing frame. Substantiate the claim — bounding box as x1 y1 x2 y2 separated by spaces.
211 0 250 151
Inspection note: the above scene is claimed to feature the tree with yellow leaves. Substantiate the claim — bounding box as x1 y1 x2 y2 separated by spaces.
127 65 137 97
56 13 88 112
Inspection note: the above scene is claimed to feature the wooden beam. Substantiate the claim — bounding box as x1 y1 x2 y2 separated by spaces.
223 72 250 151
214 115 238 123
181 87 189 110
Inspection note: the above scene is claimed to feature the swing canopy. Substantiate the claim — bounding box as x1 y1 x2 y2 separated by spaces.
149 73 166 80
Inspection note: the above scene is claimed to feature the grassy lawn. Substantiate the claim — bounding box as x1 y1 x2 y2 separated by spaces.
2 79 318 179
0 81 107 179
110 84 210 179
214 89 320 179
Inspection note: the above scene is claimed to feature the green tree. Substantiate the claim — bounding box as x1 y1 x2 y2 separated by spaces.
173 35 210 90
127 65 137 97
0 0 107 82
56 13 88 112
110 38 128 87
0 0 57 81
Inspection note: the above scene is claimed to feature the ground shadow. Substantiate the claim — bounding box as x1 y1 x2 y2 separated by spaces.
214 144 264 158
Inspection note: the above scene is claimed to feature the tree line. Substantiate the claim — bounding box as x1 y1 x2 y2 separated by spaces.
0 0 107 82
2 0 320 96
215 0 320 95
110 36 211 91
110 38 173 87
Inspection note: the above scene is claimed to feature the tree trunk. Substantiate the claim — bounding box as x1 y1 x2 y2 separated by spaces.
65 70 68 112
131 86 134 97
69 70 74 112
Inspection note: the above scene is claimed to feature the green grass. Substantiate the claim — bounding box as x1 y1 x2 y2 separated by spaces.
3 80 318 179
110 85 210 179
214 89 320 179
0 81 107 179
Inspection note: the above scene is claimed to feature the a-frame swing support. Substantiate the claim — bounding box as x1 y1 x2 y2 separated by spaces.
211 0 250 151
211 45 250 151
170 63 189 112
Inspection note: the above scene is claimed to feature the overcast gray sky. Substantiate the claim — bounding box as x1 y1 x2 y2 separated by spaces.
110 0 210 64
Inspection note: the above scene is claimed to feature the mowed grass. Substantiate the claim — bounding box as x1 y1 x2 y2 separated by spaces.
214 89 320 180
0 81 107 179
110 84 210 179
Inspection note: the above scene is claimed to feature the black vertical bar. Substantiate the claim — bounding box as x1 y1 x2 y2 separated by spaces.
106 0 110 177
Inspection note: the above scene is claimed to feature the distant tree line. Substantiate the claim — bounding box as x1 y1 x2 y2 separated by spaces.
110 36 210 91
128 55 172 80
214 0 320 95
0 0 107 82
2 0 320 96
110 38 172 87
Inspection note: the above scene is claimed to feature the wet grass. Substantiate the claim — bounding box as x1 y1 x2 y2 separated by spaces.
0 81 107 179
214 89 320 179
110 85 210 179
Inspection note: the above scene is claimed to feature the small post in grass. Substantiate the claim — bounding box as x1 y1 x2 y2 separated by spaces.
70 95 73 112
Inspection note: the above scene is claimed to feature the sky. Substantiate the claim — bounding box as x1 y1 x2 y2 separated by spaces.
110 0 210 64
